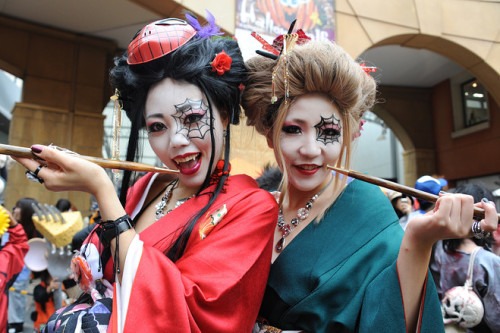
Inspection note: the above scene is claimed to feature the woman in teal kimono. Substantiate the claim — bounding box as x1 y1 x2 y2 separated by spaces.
242 33 499 332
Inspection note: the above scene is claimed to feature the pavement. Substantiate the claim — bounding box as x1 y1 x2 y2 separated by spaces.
8 277 36 333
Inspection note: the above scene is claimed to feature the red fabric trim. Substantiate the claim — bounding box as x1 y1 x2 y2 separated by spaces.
108 283 118 333
416 274 428 333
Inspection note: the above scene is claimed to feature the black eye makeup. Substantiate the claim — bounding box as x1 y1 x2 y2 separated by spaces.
314 115 342 145
146 122 167 134
282 124 302 135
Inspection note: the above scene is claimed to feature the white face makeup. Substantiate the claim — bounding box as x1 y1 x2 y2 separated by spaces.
145 78 226 191
279 94 343 194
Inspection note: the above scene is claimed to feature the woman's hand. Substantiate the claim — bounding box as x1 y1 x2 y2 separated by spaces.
397 194 497 331
406 193 498 249
12 144 113 197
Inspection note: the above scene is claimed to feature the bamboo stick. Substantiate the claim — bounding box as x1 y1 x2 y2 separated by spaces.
0 144 178 174
327 165 499 221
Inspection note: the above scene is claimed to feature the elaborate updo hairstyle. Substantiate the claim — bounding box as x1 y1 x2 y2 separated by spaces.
109 13 247 261
242 40 376 201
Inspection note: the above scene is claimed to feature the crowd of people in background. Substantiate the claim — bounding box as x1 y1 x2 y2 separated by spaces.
0 197 100 333
383 175 499 333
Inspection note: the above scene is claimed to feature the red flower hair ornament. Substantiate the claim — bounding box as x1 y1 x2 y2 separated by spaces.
211 50 232 76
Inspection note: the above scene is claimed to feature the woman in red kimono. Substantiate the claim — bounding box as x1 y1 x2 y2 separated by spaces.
14 12 278 333
0 207 29 333
242 29 499 332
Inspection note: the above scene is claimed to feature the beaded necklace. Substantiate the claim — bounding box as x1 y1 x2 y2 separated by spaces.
154 179 193 221
276 175 334 252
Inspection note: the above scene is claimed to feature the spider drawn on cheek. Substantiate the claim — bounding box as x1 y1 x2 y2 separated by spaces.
314 115 342 145
172 99 211 140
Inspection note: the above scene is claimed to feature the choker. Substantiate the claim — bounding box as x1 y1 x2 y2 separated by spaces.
154 179 193 221
276 175 334 252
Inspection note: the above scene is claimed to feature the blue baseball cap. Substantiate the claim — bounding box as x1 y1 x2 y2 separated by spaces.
415 175 442 195
438 178 448 188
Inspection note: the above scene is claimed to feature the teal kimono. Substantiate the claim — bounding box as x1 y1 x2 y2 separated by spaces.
260 179 444 332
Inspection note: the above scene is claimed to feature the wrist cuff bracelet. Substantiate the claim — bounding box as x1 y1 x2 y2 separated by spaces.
99 214 133 247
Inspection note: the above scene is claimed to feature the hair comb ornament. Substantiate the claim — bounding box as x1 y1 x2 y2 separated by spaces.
127 18 197 65
251 32 280 59
251 19 312 61
271 28 311 54
266 20 309 104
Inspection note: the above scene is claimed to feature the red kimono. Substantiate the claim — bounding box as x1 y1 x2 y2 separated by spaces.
0 224 29 333
100 173 277 332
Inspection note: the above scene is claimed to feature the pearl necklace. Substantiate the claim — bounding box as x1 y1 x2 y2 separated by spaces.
276 175 334 252
154 179 192 221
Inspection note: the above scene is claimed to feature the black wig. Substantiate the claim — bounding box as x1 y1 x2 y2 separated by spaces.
109 14 247 261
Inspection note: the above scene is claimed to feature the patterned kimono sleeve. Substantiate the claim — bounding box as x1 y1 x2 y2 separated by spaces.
109 188 278 333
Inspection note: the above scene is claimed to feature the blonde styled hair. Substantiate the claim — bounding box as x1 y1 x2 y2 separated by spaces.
242 40 377 219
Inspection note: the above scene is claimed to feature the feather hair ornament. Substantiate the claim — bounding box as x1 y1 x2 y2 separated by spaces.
185 11 223 38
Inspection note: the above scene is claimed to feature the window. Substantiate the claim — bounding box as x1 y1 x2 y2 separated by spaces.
450 72 490 138
461 79 488 127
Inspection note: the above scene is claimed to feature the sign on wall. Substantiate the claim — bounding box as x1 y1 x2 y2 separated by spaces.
236 0 336 42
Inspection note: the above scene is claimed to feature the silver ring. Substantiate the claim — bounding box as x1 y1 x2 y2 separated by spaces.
25 165 45 184
471 220 491 239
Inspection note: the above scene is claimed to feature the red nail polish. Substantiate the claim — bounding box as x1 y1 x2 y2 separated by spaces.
31 145 43 153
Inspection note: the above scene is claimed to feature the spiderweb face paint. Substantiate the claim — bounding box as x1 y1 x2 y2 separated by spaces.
314 115 342 145
172 99 211 140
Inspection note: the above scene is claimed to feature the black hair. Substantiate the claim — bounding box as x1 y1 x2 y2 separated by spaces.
416 198 434 212
15 197 40 240
109 21 246 261
255 164 282 192
55 198 72 212
32 269 53 313
443 183 495 252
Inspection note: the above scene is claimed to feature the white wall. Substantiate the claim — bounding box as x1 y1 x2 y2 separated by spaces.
351 112 404 182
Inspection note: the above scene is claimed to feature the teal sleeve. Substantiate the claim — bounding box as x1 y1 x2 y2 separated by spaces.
360 261 445 333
